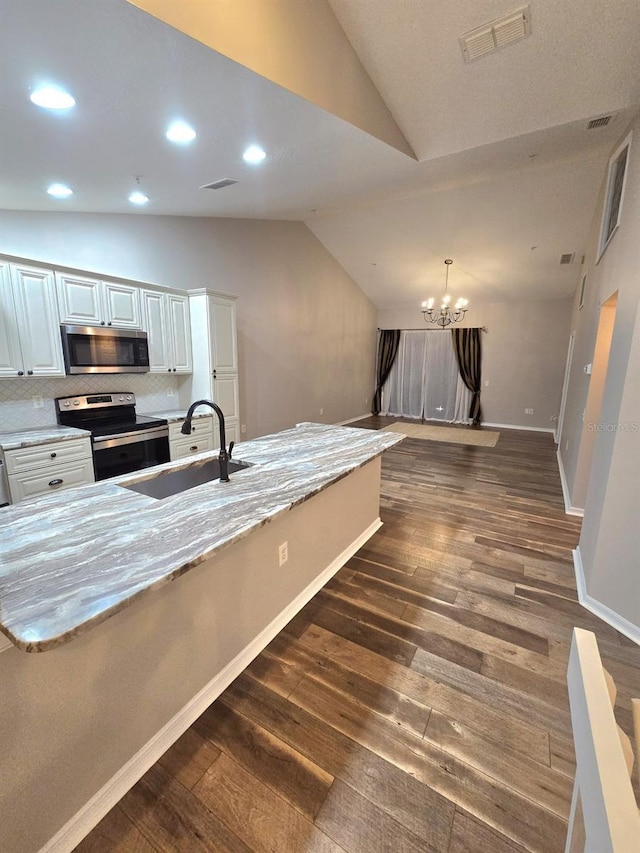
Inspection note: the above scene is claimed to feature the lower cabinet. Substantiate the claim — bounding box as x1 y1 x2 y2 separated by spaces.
4 437 95 503
168 415 240 462
168 417 215 462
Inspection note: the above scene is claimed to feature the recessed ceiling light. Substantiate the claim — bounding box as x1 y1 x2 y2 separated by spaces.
243 145 266 164
165 120 196 144
128 190 149 205
30 85 75 110
47 183 73 198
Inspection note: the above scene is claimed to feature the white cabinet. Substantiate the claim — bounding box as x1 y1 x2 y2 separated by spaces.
141 290 192 374
0 262 23 377
56 272 141 329
208 295 238 373
0 263 66 379
189 290 240 441
168 417 215 461
3 436 94 504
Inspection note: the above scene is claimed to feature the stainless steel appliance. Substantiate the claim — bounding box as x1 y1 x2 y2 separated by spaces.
56 392 169 480
60 325 150 374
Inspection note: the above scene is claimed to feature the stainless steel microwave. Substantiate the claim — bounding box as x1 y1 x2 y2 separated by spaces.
60 325 150 374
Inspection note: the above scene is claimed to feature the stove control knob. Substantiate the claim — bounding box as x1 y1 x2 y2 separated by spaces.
73 399 80 406
63 401 70 408
126 395 133 401
118 395 125 402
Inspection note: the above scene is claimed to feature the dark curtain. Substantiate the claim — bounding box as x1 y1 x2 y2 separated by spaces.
372 329 400 415
451 328 483 425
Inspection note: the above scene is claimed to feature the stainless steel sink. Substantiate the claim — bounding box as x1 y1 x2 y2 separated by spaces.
122 459 252 500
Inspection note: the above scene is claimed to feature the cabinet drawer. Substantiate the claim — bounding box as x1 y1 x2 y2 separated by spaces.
168 418 214 442
170 434 216 461
8 459 95 503
4 438 92 475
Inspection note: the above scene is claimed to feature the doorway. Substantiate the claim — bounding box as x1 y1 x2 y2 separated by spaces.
572 292 619 507
556 331 575 444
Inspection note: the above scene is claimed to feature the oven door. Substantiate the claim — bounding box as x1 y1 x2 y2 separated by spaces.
92 428 170 481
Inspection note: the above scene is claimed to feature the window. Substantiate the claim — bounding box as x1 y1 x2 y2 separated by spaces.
597 132 632 261
578 274 587 310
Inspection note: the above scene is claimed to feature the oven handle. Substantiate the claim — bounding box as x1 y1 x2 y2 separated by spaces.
93 426 169 450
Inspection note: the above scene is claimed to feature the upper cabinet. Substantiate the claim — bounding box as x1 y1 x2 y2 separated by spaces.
208 294 238 374
0 262 24 377
141 289 192 374
0 263 65 379
56 272 141 329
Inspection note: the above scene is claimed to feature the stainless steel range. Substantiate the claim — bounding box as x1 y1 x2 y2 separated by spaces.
55 392 169 481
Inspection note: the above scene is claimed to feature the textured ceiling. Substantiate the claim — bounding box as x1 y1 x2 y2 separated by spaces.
1 0 639 306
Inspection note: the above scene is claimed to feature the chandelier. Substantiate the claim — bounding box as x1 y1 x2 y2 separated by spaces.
421 259 469 328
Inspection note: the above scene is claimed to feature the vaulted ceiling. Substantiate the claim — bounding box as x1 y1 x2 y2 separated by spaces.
1 0 639 306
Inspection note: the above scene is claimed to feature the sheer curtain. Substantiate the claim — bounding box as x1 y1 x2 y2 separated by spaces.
381 330 471 423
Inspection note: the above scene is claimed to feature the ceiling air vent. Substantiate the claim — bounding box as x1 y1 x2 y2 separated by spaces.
460 6 531 62
560 253 575 265
587 115 614 130
200 179 238 190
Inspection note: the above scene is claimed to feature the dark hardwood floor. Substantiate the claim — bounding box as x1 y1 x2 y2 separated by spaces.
75 417 640 853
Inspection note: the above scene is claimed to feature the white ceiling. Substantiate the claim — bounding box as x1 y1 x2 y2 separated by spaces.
1 0 639 307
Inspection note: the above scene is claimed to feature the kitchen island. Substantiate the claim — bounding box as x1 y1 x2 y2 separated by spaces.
0 422 401 853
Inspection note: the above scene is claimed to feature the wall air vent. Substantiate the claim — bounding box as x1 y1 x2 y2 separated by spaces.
460 5 531 62
560 253 575 265
201 179 238 190
587 115 614 130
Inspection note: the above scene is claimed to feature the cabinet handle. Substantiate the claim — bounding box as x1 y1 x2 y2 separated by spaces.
48 479 63 487
213 370 217 378
173 368 177 372
17 370 24 376
27 370 33 375
108 322 112 326
167 368 172 372
50 452 57 459
190 445 199 452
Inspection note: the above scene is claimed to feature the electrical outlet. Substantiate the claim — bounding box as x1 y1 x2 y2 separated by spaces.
319 408 324 416
278 541 288 566
565 439 570 451
484 380 490 387
166 387 176 397
524 408 534 415
31 396 44 409
241 424 247 435
364 397 368 406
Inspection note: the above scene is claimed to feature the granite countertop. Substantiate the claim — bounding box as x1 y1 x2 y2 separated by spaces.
0 426 91 452
142 409 214 424
0 423 402 653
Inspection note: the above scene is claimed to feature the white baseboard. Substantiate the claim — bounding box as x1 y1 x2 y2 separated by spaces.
336 413 371 426
39 518 382 853
482 421 555 434
556 450 584 517
573 547 640 646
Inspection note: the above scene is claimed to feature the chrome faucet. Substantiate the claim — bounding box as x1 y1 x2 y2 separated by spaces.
181 399 234 482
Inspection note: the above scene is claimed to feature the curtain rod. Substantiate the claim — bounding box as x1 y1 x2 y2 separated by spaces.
377 326 487 332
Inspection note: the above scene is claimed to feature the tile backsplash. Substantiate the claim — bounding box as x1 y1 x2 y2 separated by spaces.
0 374 181 433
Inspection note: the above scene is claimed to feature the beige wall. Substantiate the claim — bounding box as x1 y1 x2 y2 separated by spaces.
378 298 572 430
0 211 377 437
558 117 640 634
126 0 414 158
